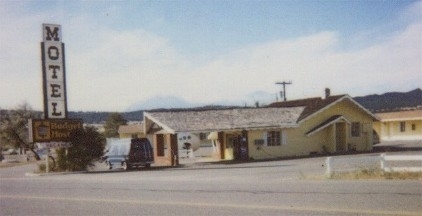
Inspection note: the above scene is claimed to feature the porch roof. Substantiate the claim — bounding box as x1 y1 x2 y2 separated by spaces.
144 107 305 134
306 115 351 136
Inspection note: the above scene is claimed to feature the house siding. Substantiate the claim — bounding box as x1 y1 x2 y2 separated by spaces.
299 98 373 152
248 98 374 160
119 132 145 139
152 134 178 166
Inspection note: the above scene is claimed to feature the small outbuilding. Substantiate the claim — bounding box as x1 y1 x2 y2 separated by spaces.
118 123 145 139
144 94 378 166
373 109 422 141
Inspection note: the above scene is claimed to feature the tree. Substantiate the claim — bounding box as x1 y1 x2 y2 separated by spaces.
103 112 127 138
0 103 41 160
57 126 105 171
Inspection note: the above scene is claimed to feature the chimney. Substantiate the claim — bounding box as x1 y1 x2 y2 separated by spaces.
325 88 331 99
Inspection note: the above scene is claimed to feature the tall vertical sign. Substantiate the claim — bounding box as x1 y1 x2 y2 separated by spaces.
41 24 67 119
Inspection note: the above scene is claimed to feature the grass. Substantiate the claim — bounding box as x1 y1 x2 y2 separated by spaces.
329 168 422 180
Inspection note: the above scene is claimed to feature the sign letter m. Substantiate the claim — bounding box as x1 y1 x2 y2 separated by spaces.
43 24 61 42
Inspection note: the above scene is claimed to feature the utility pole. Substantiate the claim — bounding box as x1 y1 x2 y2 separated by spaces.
275 81 292 101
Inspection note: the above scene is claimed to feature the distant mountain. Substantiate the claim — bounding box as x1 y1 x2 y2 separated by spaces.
354 88 421 113
126 95 200 111
127 91 277 112
68 111 144 124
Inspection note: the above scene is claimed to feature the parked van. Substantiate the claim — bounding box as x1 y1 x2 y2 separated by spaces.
105 138 153 170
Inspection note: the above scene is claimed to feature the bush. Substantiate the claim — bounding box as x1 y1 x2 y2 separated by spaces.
37 157 56 172
56 126 105 171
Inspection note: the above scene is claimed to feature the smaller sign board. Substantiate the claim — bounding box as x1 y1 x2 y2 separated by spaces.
31 119 83 142
38 142 72 148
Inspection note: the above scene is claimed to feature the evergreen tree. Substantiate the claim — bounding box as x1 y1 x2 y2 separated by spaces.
103 112 127 137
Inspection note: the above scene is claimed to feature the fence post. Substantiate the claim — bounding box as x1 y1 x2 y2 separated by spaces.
380 153 386 172
325 157 333 178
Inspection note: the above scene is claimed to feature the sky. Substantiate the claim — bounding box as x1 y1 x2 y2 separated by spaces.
0 0 421 112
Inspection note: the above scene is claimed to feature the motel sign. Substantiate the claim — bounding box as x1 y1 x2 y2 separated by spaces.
41 24 67 119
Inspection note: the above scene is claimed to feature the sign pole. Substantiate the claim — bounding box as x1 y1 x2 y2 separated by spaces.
45 148 50 173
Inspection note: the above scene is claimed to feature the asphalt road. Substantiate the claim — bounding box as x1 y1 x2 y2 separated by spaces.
1 154 421 216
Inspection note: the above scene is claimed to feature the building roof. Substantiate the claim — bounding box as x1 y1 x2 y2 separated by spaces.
268 95 378 122
376 110 422 121
118 123 144 134
144 107 305 133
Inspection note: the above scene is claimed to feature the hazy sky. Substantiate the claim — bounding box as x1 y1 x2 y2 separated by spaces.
0 0 421 111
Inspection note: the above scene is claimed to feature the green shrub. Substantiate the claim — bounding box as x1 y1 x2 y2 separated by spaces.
56 126 105 171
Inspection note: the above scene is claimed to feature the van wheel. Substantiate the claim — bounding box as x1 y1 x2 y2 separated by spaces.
122 162 128 171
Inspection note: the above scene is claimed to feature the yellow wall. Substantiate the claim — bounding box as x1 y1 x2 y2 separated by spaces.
119 132 145 139
247 99 374 160
374 119 422 141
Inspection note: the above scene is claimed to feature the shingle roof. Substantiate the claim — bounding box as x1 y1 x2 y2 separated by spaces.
144 107 305 133
268 95 346 121
144 94 378 134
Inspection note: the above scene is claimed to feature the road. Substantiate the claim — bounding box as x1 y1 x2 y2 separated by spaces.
1 154 421 216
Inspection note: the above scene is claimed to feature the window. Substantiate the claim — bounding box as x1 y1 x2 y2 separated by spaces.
199 133 207 140
412 124 416 131
226 135 234 149
400 122 406 132
351 122 361 137
267 131 281 146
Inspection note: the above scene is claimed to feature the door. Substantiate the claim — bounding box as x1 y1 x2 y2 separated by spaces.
232 131 249 161
232 135 241 160
335 123 347 151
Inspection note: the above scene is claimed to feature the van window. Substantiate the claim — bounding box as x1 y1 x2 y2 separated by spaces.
109 145 118 155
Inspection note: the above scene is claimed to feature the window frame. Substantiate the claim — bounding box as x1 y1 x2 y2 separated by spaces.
266 131 281 146
351 122 361 137
400 122 406 132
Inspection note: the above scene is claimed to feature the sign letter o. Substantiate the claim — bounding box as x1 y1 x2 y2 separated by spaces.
48 46 60 60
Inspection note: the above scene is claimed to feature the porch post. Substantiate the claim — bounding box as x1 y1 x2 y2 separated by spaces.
170 134 179 166
218 132 225 159
241 130 249 160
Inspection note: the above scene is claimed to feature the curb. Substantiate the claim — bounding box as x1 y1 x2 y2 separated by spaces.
25 171 87 177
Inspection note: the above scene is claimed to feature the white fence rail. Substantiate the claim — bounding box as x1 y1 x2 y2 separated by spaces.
2 155 29 162
325 154 422 177
380 153 422 173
